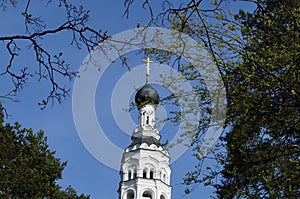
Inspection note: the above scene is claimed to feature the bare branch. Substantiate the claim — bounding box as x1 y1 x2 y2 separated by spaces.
0 1 108 109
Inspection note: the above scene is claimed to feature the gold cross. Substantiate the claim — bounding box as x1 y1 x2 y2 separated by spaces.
143 57 153 83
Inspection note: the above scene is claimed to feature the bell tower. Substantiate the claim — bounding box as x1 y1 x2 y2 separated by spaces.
118 59 172 199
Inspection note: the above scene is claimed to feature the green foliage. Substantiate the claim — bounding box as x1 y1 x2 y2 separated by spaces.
219 1 300 198
0 104 90 199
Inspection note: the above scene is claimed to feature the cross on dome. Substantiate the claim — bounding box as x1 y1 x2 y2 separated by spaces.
143 57 153 83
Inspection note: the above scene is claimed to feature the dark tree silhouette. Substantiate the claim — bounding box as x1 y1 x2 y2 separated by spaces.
0 103 90 198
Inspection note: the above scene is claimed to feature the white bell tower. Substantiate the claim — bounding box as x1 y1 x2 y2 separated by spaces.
118 59 172 199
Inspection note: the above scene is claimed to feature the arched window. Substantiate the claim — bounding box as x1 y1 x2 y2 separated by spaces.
143 168 147 178
142 112 146 125
126 190 134 199
160 195 166 199
150 169 154 179
146 115 149 124
163 173 166 182
142 191 152 199
133 169 137 179
128 170 132 180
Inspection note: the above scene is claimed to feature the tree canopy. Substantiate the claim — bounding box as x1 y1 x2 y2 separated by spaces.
0 104 90 198
218 1 300 198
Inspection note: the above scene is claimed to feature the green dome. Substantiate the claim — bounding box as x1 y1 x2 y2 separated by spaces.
135 84 159 109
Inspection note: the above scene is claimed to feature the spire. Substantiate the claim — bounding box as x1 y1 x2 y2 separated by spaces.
118 58 172 199
143 57 153 84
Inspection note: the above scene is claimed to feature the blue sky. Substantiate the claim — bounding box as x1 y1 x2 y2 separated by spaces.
1 1 255 198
